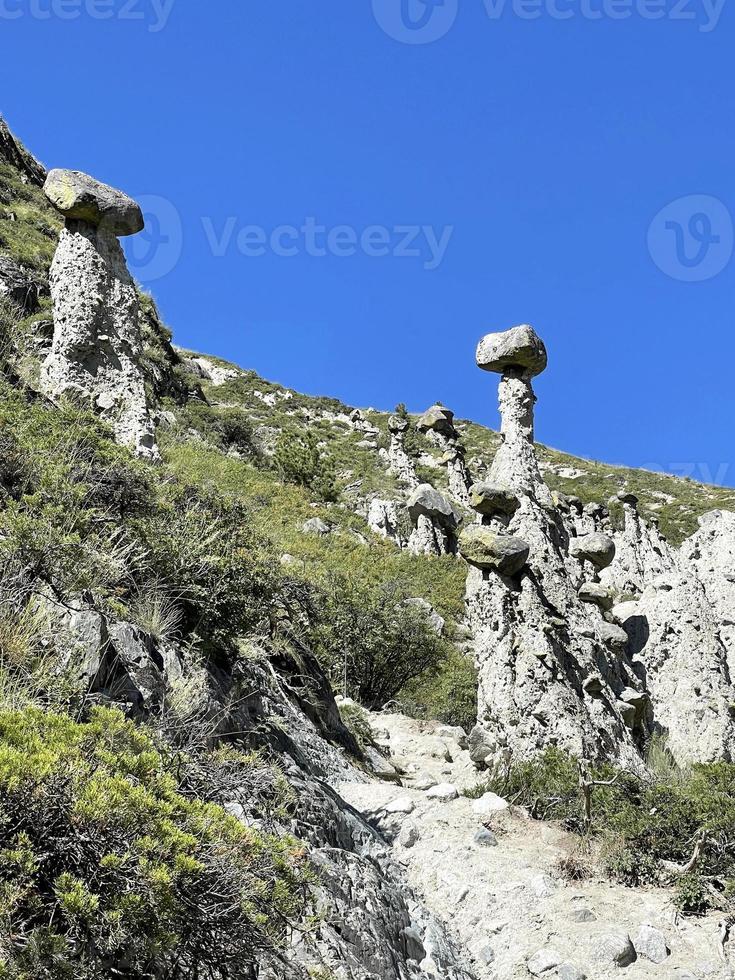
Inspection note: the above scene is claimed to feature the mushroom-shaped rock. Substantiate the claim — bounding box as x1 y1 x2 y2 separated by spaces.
459 525 530 576
617 490 639 506
578 582 615 611
44 169 144 237
417 404 455 436
388 414 410 434
469 482 520 517
569 533 616 571
407 484 458 529
476 324 548 377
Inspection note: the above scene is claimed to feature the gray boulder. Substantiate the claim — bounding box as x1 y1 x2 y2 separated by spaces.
301 517 333 536
633 924 669 964
407 484 458 529
569 532 616 571
592 931 636 968
417 404 456 436
468 481 520 517
459 526 530 576
476 324 548 377
598 621 629 650
527 947 563 976
44 168 144 236
578 582 615 611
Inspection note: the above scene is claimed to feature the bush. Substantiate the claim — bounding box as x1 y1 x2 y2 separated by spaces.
309 573 450 709
0 706 311 978
273 430 338 502
399 648 477 731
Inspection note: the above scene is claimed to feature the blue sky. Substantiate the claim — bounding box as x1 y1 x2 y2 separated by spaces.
1 0 733 483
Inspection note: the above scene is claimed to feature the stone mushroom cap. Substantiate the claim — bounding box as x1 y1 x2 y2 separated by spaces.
44 169 144 237
476 324 548 377
569 532 616 571
407 484 459 529
469 482 520 517
459 525 530 576
388 414 410 434
417 404 455 435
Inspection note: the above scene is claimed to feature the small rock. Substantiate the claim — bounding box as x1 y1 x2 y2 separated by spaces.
531 874 557 898
473 828 498 847
633 924 669 964
400 925 426 962
578 583 615 611
412 776 437 791
557 964 587 980
592 931 636 968
398 822 419 849
382 796 415 815
426 783 459 802
472 792 510 816
569 907 596 923
528 947 564 976
473 942 495 966
301 517 332 536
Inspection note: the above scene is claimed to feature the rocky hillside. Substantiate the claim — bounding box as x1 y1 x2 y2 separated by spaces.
3 113 735 979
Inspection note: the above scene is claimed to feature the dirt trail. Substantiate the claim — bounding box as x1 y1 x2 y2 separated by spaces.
337 711 732 980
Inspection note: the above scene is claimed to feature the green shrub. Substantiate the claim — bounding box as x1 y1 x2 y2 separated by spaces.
399 648 477 731
0 706 311 978
309 573 450 709
273 430 339 502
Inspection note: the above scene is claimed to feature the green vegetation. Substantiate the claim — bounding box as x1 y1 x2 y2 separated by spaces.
482 746 735 914
0 161 60 272
0 706 309 978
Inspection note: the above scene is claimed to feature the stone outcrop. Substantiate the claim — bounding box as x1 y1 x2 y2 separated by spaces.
466 325 643 770
418 403 472 504
407 483 459 556
40 169 159 460
387 414 419 488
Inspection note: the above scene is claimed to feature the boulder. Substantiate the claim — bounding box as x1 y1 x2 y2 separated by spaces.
476 324 548 377
425 783 458 802
417 404 455 436
591 931 636 968
633 925 669 963
578 583 615 611
301 517 332 536
472 792 509 816
527 948 563 976
468 482 520 517
569 532 616 571
388 414 409 434
598 621 629 650
44 169 144 236
459 526 530 576
557 965 586 980
407 484 458 529
473 828 498 847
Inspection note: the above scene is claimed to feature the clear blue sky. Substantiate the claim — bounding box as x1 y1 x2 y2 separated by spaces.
2 1 733 483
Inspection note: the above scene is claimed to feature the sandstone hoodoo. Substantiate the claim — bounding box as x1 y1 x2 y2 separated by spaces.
40 169 159 461
407 482 459 556
387 412 419 488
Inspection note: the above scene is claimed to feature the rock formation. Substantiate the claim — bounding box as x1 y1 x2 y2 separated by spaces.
407 483 459 556
40 169 159 460
464 325 643 771
387 413 419 488
418 404 472 505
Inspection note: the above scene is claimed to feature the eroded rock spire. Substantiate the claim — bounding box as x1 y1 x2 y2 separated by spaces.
41 169 159 461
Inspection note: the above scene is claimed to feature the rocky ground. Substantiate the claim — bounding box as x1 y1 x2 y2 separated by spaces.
338 711 733 980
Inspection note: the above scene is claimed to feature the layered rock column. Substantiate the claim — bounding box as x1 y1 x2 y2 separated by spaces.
417 404 472 505
387 414 419 489
41 169 159 461
463 325 642 771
